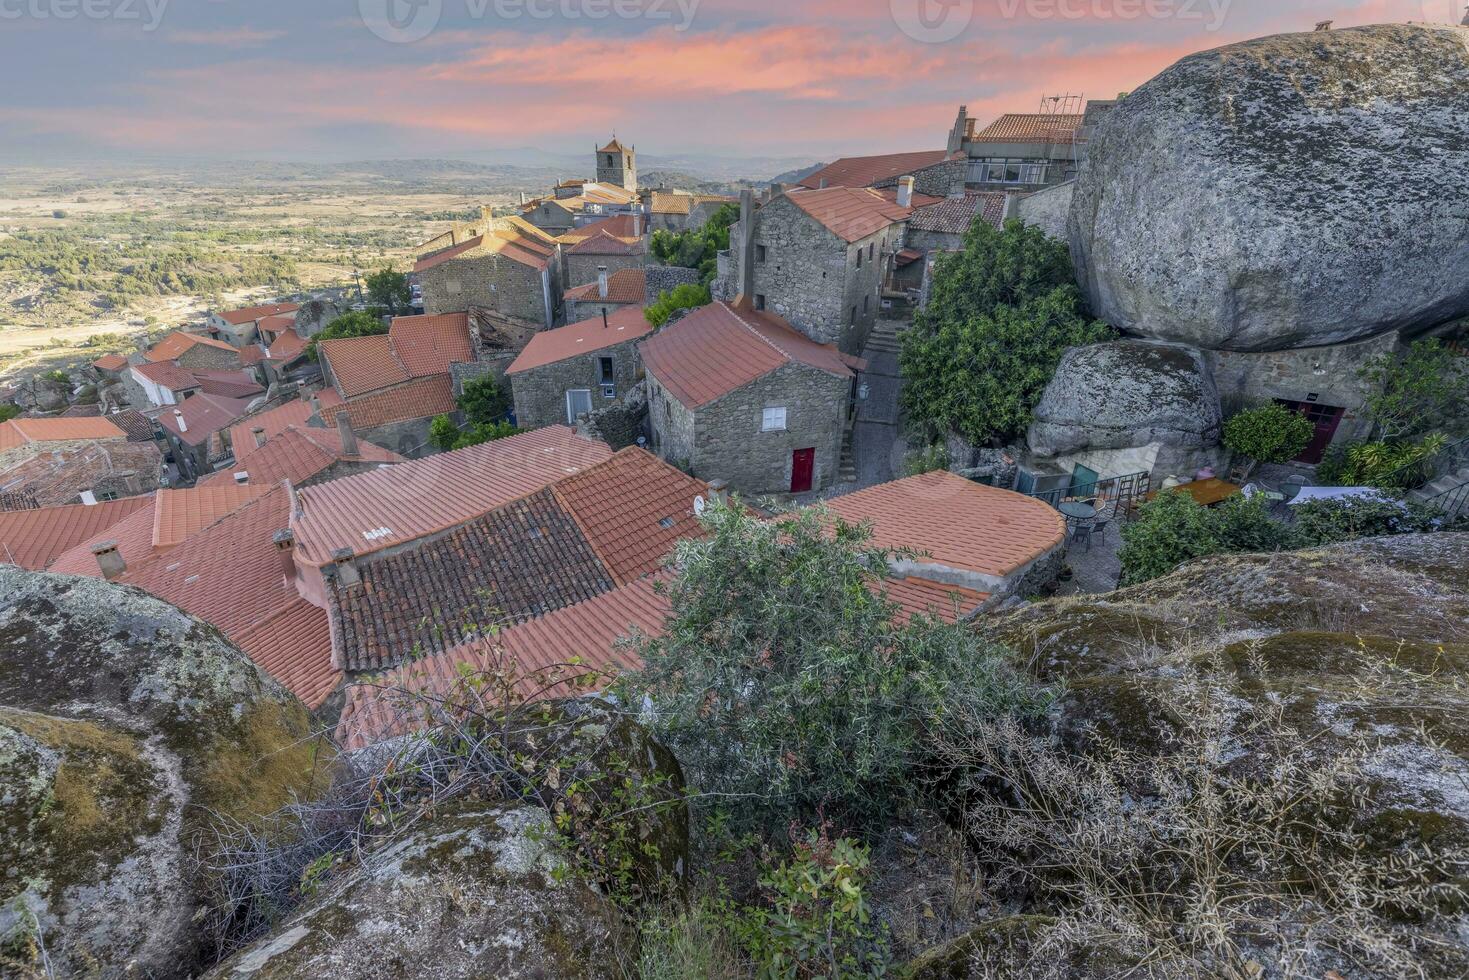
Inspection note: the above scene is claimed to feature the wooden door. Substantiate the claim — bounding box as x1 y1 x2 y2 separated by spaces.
1278 400 1345 464
790 448 816 493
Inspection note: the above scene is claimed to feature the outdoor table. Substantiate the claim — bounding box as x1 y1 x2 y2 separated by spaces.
1059 501 1097 521
1145 478 1242 507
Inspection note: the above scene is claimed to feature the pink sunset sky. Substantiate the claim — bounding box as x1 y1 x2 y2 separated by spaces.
0 0 1460 163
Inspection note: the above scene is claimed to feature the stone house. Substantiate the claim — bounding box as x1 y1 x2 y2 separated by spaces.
563 229 647 287
647 192 737 233
130 360 202 407
415 217 563 330
640 300 865 494
207 303 300 347
506 305 653 429
565 267 646 323
948 100 1117 192
892 192 1010 292
145 331 242 371
725 185 913 356
521 182 642 237
797 149 965 198
0 416 163 507
157 393 260 482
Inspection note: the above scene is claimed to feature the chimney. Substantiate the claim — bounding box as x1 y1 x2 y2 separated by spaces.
707 479 729 507
597 265 609 299
309 394 321 418
335 411 360 457
602 308 609 330
737 189 756 302
330 547 361 587
251 426 266 449
632 211 642 238
173 409 187 434
897 176 915 209
1003 191 1022 221
233 471 249 485
91 540 125 580
273 528 296 580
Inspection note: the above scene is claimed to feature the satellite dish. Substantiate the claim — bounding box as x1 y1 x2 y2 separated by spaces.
693 495 706 517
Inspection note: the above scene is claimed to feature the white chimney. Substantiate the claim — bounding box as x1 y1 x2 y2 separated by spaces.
174 410 187 433
91 540 125 580
233 471 249 484
597 265 609 299
897 176 915 208
336 411 360 457
632 212 642 238
252 426 266 448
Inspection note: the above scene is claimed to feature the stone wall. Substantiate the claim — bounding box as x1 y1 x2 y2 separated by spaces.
644 265 702 303
663 362 848 495
565 251 645 291
360 415 446 459
420 252 558 329
175 344 242 372
870 158 967 198
576 381 648 450
510 336 644 430
646 371 697 469
1015 181 1073 240
1203 331 1397 448
564 298 638 324
745 195 895 356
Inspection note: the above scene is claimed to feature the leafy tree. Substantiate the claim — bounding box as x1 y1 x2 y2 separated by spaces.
1222 403 1314 476
305 310 387 362
617 499 1048 835
1358 339 1469 440
900 218 1111 446
1118 491 1295 586
365 265 413 315
0 403 19 422
429 414 519 452
645 283 712 328
649 203 738 284
457 373 511 425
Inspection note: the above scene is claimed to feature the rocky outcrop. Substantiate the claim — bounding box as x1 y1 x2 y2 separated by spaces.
0 568 324 979
1070 24 1469 351
1027 340 1221 456
291 299 341 339
203 803 629 979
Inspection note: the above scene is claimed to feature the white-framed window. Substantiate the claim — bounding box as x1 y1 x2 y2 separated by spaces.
761 407 787 432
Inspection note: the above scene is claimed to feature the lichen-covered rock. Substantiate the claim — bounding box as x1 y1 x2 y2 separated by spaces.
1070 24 1469 351
0 568 324 979
1027 340 1221 457
290 299 341 339
204 803 629 979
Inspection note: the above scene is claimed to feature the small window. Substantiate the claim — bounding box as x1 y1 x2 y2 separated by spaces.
849 307 857 326
863 295 870 314
756 244 767 264
868 243 875 261
97 490 118 502
762 407 787 432
754 294 766 311
599 356 615 385
856 248 863 269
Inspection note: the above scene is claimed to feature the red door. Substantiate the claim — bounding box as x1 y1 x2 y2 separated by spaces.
1278 400 1345 464
790 448 816 493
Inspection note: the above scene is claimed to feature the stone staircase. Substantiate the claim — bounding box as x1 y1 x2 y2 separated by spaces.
864 321 903 356
839 428 857 483
1408 465 1469 515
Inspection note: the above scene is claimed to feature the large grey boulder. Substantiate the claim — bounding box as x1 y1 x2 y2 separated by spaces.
0 569 324 979
1070 24 1469 351
204 803 629 979
1027 340 1220 457
291 299 341 339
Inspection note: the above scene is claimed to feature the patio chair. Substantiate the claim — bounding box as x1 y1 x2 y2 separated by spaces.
1069 521 1094 552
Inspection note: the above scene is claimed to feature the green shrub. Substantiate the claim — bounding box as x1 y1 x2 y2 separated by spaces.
1315 434 1448 490
1358 338 1469 440
305 310 387 362
645 283 712 328
1222 403 1313 472
456 373 510 426
617 499 1049 835
903 443 949 477
1118 491 1296 586
1291 496 1458 545
0 403 19 422
429 415 519 452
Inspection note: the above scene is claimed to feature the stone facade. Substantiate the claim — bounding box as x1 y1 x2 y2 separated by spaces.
510 336 644 430
730 194 898 356
0 439 162 507
419 250 561 330
564 297 638 324
566 250 645 291
575 380 648 450
644 265 703 303
647 361 849 494
596 141 637 191
358 416 444 459
174 344 241 372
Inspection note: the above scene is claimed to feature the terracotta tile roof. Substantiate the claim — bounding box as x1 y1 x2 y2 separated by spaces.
558 214 642 244
414 235 487 273
784 186 912 243
551 447 707 585
580 183 639 206
145 330 240 361
0 490 39 511
194 370 266 399
827 471 1066 580
639 301 864 409
319 374 459 431
131 359 201 391
0 416 128 453
507 306 653 374
234 599 341 709
107 410 156 442
46 501 158 576
229 397 318 462
565 229 644 256
886 576 988 624
239 345 267 366
92 353 128 372
971 113 1084 144
329 487 616 671
158 394 258 447
599 137 628 154
565 267 645 305
337 575 667 749
414 224 558 274
388 312 475 377
319 333 408 397
217 302 300 325
799 150 952 190
258 314 297 336
204 425 401 489
290 426 613 568
648 192 735 215
909 192 1007 235
266 330 307 362
0 495 152 570
152 483 271 549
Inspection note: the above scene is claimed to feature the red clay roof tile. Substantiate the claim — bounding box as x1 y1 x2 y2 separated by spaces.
0 495 152 570
319 334 409 397
799 150 952 190
507 306 652 374
388 312 475 377
146 330 240 361
319 374 458 431
784 186 912 243
564 267 645 305
217 302 300 325
971 113 1084 144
